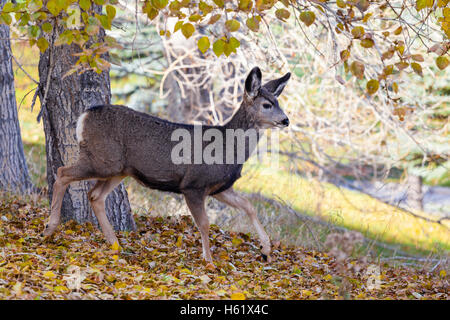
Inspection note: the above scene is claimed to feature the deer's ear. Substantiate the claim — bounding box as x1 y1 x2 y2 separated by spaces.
263 72 291 97
245 67 262 98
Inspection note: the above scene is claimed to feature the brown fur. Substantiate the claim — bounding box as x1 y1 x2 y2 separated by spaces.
42 67 291 263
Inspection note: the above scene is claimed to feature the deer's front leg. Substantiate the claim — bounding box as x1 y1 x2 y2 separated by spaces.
183 190 213 263
214 188 272 262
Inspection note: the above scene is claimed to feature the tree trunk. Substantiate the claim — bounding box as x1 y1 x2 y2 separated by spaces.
405 173 423 211
0 0 34 194
37 12 135 231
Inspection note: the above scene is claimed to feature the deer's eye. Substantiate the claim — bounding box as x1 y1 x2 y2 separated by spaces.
263 103 272 109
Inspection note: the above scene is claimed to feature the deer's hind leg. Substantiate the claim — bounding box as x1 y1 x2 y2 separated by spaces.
214 188 272 262
88 176 125 245
42 161 93 237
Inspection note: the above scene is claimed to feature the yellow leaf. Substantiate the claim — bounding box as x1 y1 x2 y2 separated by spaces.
79 0 91 11
181 268 192 274
246 16 261 32
213 39 226 57
43 271 56 279
225 19 240 32
362 12 372 23
232 237 243 247
366 79 379 95
181 23 195 38
340 50 350 61
54 285 69 292
392 82 399 93
336 0 346 8
351 26 365 39
37 37 49 53
383 64 394 75
396 45 405 55
439 270 447 278
393 26 402 35
176 234 183 247
302 289 313 296
411 62 423 76
323 274 332 281
115 281 127 289
239 0 253 11
231 292 246 300
436 56 449 70
213 0 224 8
360 38 374 48
299 11 315 27
189 14 202 22
111 241 120 251
275 8 290 21
174 21 183 32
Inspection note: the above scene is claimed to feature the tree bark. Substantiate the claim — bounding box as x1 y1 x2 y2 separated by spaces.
405 173 424 211
0 0 34 194
38 13 135 231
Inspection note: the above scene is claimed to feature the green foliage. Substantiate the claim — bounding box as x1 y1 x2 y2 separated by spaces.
0 0 121 75
212 37 240 57
197 36 210 53
1 0 448 86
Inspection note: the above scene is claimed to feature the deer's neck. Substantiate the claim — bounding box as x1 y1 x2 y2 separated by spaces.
223 104 263 163
224 104 256 131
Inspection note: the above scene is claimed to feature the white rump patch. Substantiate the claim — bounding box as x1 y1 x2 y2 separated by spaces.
76 112 88 143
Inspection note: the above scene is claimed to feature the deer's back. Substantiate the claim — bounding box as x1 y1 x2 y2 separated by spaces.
77 105 243 195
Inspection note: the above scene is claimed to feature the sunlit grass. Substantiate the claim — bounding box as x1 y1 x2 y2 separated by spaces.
236 159 450 254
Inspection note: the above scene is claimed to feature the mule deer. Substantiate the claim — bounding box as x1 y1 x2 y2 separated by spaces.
42 67 291 263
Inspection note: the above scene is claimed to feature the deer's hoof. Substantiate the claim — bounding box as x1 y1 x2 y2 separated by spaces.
261 254 272 263
42 225 56 237
260 245 271 258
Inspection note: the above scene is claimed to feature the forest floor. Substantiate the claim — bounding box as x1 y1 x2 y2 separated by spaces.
0 197 448 300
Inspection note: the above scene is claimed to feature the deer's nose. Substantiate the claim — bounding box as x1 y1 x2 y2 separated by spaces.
281 118 289 127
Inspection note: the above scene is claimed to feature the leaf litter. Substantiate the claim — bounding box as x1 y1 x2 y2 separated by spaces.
0 199 447 300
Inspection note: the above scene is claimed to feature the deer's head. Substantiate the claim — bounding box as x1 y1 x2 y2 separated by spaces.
243 67 291 129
